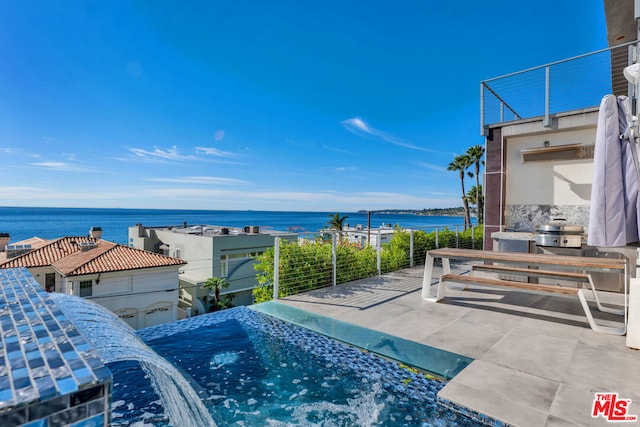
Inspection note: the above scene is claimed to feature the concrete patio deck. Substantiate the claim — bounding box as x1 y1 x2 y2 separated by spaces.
277 262 640 427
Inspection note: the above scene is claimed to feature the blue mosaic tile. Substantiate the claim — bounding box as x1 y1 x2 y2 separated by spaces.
11 367 29 380
72 368 93 383
69 413 104 427
0 388 12 402
0 268 112 420
35 377 56 400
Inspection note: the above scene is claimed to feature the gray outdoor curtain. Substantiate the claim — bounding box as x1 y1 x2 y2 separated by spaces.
588 95 640 246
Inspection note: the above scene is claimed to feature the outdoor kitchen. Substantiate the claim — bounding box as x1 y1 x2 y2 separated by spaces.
486 102 639 293
492 218 636 292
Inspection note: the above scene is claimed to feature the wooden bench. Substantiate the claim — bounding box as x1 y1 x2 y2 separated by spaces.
441 273 580 296
421 248 628 335
471 264 590 283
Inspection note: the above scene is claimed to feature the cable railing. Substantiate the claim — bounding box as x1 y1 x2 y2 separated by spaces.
480 42 637 135
252 224 483 302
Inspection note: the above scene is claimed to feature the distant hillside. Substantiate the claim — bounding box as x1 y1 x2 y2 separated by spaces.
358 207 471 217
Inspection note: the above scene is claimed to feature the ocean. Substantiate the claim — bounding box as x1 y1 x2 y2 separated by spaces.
0 207 470 245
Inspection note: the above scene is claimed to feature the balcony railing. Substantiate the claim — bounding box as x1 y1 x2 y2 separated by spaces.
252 224 483 302
480 41 637 135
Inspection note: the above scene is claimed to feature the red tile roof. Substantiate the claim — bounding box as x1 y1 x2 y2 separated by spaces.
0 236 50 263
0 236 186 276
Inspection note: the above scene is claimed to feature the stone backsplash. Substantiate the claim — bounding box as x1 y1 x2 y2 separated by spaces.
505 204 590 232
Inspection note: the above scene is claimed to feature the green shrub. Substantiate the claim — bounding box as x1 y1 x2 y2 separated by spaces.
253 226 484 303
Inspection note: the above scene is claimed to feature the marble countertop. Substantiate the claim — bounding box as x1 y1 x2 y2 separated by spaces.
491 231 535 241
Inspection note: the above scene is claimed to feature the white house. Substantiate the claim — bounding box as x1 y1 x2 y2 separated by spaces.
0 234 186 329
128 223 298 314
331 224 399 247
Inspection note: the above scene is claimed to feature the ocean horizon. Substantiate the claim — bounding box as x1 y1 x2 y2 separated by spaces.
0 206 472 245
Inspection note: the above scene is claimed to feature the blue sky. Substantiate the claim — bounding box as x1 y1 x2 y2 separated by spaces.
0 1 607 211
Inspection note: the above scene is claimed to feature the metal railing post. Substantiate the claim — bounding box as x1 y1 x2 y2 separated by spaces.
273 237 280 300
435 227 439 249
543 66 551 128
455 225 459 248
409 229 414 268
376 230 381 275
471 225 475 249
480 82 485 135
332 232 337 287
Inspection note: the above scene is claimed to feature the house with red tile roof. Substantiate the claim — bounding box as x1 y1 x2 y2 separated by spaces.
0 235 187 329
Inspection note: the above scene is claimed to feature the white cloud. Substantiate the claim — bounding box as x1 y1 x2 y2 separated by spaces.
0 183 460 211
195 146 234 157
214 130 225 141
126 145 195 162
146 176 250 185
120 145 239 164
322 145 354 155
29 162 97 172
335 166 357 172
341 117 441 153
413 161 446 172
342 117 373 134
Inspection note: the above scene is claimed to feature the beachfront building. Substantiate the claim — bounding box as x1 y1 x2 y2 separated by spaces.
326 224 399 248
0 231 186 329
128 223 298 315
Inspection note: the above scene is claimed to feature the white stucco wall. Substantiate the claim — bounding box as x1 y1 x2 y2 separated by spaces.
505 128 595 206
67 266 180 329
155 230 214 281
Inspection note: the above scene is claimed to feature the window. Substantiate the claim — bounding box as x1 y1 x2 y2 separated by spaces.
45 273 55 292
221 256 228 277
220 252 262 278
220 253 247 277
79 280 92 297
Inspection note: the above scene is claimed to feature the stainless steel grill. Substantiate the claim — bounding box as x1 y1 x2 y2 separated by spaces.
534 220 584 248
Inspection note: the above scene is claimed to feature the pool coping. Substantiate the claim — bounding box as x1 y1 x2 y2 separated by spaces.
251 300 473 381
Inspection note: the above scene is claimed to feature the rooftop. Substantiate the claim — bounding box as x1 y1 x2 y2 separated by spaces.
276 263 640 426
136 223 296 238
0 236 186 276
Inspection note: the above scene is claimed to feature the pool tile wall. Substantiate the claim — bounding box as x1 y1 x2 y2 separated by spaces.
0 268 112 427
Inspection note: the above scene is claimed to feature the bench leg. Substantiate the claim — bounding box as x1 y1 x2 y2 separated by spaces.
421 254 435 300
423 256 451 302
577 289 626 335
584 276 625 316
436 274 448 302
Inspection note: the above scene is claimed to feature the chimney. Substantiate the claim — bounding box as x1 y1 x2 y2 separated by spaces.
89 227 103 239
0 232 9 252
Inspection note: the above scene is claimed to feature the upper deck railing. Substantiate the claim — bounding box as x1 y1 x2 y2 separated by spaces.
480 41 637 135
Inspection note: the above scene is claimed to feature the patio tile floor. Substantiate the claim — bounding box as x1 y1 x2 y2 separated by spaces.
278 263 640 426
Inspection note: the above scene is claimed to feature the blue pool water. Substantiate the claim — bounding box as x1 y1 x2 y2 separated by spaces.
107 307 490 426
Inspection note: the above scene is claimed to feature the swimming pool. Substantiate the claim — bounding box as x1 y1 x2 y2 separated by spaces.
110 306 488 426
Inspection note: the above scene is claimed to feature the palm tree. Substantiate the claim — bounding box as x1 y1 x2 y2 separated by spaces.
466 144 485 224
326 213 349 230
448 155 472 230
466 184 483 221
202 277 234 312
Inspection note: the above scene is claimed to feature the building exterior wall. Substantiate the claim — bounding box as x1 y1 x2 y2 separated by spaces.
63 266 180 329
154 229 215 279
129 225 297 314
22 266 59 291
483 109 599 247
483 127 504 250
